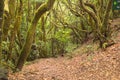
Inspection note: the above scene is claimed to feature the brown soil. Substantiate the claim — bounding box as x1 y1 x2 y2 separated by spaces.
8 18 120 80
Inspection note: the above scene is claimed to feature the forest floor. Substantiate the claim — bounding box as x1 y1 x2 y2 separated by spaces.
8 18 120 80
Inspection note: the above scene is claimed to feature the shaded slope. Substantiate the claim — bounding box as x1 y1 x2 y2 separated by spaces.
9 19 120 80
9 33 120 80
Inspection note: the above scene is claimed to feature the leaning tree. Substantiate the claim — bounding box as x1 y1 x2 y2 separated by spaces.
16 0 55 70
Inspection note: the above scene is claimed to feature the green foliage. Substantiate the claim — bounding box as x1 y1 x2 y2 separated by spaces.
0 60 15 71
1 41 9 50
65 43 77 53
55 29 71 43
84 45 94 53
102 42 108 49
30 0 46 2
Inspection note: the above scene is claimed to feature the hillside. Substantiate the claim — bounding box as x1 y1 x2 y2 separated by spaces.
8 18 120 80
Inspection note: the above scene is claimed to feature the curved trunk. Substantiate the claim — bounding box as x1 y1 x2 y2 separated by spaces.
16 0 55 70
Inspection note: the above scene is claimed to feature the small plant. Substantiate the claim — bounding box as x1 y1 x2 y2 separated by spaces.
84 45 94 53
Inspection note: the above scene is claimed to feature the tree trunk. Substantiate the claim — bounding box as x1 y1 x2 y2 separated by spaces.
79 0 112 48
7 0 23 61
0 0 4 60
2 0 10 41
16 0 55 70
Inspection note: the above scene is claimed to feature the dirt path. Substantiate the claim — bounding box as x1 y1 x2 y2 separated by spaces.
9 19 120 80
9 43 120 80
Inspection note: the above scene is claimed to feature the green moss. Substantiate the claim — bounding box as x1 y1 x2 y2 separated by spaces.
16 0 55 70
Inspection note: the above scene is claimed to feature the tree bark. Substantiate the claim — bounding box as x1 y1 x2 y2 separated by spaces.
0 0 4 60
79 0 112 48
16 0 55 70
102 0 112 36
7 0 23 61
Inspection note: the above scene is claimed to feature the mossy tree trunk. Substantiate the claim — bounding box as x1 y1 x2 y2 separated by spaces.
2 0 10 41
16 0 55 70
7 0 23 61
79 0 112 48
0 0 4 60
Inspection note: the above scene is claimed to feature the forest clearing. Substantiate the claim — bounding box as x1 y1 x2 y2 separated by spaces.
0 0 120 80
